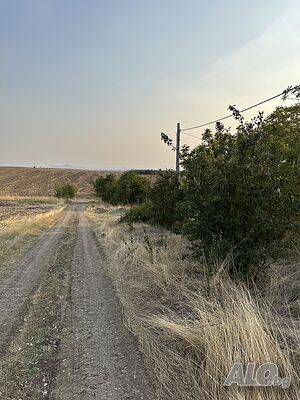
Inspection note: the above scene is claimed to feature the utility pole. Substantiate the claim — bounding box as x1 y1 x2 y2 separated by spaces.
176 122 181 173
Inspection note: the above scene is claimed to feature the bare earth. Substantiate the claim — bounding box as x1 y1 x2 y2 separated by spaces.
0 203 153 399
0 166 116 198
0 199 58 221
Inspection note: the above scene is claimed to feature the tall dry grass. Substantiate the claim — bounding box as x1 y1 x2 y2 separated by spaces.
0 195 59 203
0 206 65 273
0 205 65 236
90 214 300 400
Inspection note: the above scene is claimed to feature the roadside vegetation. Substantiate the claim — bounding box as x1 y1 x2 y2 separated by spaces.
54 183 77 200
89 213 299 400
94 170 151 204
0 196 60 222
0 199 65 276
90 97 300 399
122 103 300 281
0 215 77 399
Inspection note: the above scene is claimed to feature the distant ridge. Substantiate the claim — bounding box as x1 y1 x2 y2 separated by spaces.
46 164 129 171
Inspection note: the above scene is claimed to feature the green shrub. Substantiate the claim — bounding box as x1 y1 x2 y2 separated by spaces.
149 170 183 230
122 171 184 228
94 171 151 205
54 184 76 200
114 171 151 204
181 105 300 279
93 174 116 203
122 201 154 223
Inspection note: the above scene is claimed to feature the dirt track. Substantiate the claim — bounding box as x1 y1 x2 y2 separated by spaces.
0 203 153 399
0 207 73 354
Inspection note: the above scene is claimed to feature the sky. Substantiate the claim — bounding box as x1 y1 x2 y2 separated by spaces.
0 0 299 170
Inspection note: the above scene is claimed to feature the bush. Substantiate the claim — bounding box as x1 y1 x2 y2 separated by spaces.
181 105 300 279
114 171 151 204
93 174 116 203
149 170 183 230
121 201 153 223
94 171 151 205
54 184 77 200
122 171 184 228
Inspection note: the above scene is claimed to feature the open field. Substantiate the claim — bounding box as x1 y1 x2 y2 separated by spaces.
0 197 61 222
0 166 117 198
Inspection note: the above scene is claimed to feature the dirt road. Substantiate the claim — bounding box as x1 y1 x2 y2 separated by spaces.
0 203 153 399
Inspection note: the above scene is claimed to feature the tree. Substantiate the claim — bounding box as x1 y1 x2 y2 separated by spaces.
93 174 116 203
54 184 77 200
181 104 300 279
150 170 183 229
114 171 150 204
94 171 151 205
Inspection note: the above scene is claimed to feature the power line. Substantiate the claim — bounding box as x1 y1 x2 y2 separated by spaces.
181 91 284 133
162 85 299 171
181 131 203 140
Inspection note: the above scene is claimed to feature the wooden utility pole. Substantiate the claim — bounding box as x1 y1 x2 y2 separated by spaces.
176 122 181 173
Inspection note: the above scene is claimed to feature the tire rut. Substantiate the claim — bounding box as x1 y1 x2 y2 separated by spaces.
0 205 75 354
0 202 153 399
52 204 153 400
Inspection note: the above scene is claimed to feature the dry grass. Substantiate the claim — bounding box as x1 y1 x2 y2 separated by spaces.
89 212 300 400
0 195 58 203
0 215 77 400
0 196 62 222
0 206 65 236
0 205 65 275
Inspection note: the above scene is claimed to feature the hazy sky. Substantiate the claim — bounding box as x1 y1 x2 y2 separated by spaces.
1 0 299 169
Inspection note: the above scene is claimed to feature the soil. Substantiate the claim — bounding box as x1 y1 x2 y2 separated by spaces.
0 203 153 399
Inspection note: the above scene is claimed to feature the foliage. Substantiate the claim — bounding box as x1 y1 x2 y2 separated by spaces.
100 86 300 281
93 174 116 203
181 104 300 279
122 171 184 229
94 171 151 205
121 201 154 224
149 170 184 230
54 184 76 200
114 171 151 204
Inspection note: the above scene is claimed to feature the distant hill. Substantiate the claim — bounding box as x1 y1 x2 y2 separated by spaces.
0 166 121 198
